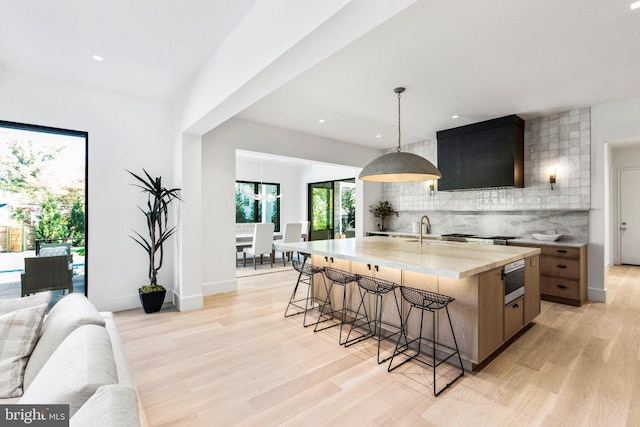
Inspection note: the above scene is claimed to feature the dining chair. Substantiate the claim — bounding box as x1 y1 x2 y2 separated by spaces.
300 221 310 241
274 222 303 266
243 223 275 269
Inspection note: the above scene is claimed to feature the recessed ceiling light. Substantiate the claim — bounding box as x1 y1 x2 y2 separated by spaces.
451 115 459 119
92 55 103 61
375 134 381 138
631 1 640 10
318 119 325 123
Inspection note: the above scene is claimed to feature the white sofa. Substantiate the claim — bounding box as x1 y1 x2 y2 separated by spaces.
0 292 144 426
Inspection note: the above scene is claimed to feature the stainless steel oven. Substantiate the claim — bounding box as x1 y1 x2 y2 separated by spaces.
504 259 525 305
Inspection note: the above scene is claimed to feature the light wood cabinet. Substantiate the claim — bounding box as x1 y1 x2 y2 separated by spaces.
510 243 587 306
524 255 540 324
504 296 524 340
477 267 504 361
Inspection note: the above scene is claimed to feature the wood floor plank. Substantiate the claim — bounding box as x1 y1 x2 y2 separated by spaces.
115 265 640 426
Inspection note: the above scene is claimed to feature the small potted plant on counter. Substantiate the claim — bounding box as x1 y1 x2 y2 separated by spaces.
369 200 398 232
129 169 181 313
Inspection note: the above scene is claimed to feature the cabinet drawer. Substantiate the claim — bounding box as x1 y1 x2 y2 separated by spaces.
540 277 580 299
504 297 524 340
541 256 580 278
540 246 580 258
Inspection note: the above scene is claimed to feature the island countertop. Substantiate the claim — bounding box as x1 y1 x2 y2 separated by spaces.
278 236 541 279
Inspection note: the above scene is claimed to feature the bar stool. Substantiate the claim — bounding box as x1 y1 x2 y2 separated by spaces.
284 254 326 328
388 286 464 396
344 274 407 364
314 267 366 345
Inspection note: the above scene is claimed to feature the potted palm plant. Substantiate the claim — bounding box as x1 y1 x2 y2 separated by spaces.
129 169 181 313
369 200 398 231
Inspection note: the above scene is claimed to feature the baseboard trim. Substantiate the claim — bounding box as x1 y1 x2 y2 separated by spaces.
172 292 203 312
588 286 606 303
202 279 237 296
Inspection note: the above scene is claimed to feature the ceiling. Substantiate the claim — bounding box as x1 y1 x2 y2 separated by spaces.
0 0 258 101
1 0 639 150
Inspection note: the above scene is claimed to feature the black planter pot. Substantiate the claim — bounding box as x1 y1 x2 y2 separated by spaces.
139 288 166 313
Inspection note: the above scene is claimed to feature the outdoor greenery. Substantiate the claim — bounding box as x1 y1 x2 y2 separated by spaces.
1 138 86 248
129 169 181 291
35 194 66 240
311 187 332 232
0 140 61 198
341 187 355 231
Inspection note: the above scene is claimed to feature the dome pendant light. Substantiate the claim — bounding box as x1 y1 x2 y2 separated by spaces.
359 87 442 182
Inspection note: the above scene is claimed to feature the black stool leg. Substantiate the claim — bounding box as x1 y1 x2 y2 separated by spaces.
343 286 374 347
314 281 340 332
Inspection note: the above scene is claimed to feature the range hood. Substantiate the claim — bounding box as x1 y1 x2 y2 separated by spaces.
436 115 524 191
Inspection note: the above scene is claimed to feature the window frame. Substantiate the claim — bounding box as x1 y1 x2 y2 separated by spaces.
235 180 281 232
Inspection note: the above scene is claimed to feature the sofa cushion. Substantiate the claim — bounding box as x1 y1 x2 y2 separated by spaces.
70 385 140 427
19 324 117 417
0 292 51 315
0 304 47 398
39 246 69 257
23 294 106 390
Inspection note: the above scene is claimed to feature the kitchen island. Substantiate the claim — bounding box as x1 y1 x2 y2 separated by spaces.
279 236 541 370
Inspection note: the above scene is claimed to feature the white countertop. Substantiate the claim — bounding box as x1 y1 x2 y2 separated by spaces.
278 236 540 279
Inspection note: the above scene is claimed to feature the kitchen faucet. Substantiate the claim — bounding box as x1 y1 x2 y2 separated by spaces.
419 215 431 244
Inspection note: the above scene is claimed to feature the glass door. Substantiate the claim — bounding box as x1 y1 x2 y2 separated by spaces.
308 182 333 241
307 178 356 241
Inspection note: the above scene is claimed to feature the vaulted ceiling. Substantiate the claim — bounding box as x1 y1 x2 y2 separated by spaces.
1 0 639 149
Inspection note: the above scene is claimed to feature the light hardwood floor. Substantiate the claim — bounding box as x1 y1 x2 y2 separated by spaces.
115 265 640 426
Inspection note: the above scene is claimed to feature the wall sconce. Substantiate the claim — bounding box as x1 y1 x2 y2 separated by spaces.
428 180 435 196
549 167 557 190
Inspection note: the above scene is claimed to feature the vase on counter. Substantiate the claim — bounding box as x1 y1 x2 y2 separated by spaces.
378 223 386 231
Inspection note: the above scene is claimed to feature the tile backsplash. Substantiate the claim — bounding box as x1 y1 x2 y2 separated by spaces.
381 108 591 211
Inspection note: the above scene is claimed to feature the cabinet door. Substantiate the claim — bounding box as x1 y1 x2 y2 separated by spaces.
524 255 540 324
504 297 524 340
477 267 504 361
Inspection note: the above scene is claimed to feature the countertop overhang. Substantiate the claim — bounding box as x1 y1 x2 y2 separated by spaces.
278 236 540 279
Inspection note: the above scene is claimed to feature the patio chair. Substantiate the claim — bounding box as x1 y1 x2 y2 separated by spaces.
21 255 73 297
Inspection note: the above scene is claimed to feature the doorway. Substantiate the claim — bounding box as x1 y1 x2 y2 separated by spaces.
308 178 355 241
619 168 640 265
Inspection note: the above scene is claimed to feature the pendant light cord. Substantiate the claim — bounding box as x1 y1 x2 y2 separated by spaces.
394 87 405 153
397 91 401 152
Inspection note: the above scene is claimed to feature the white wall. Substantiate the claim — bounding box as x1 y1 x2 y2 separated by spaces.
591 97 640 303
0 66 173 311
196 118 381 298
609 144 640 264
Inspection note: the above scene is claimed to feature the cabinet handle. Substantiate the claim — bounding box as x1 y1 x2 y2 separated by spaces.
367 263 372 270
324 256 328 262
512 303 519 309
557 284 567 289
375 265 379 272
557 265 567 269
557 249 567 254
330 257 334 263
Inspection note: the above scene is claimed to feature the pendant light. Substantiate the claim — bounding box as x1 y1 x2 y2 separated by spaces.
250 159 281 201
359 87 442 182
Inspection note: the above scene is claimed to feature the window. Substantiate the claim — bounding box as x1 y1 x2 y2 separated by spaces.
235 181 280 232
0 120 88 302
